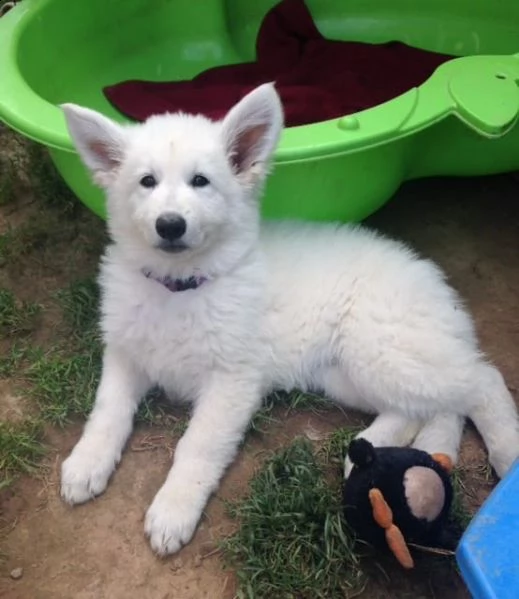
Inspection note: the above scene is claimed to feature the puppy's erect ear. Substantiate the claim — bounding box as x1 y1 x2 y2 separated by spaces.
220 83 284 183
61 104 127 188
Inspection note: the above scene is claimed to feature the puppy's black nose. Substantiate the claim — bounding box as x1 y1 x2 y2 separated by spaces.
155 213 187 241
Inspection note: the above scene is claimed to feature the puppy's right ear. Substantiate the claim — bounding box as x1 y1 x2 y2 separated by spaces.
61 104 127 188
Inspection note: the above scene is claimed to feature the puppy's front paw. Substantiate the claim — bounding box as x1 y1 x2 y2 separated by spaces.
144 487 202 556
61 448 116 505
344 455 354 479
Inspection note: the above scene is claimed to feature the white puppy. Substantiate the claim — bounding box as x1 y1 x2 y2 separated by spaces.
60 84 519 556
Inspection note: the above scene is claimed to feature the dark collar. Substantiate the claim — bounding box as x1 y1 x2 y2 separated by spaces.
142 269 208 293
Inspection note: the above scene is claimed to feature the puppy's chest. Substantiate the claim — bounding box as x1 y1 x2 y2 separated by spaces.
102 285 217 388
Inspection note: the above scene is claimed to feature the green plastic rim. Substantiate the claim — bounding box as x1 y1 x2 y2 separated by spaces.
1 0 519 163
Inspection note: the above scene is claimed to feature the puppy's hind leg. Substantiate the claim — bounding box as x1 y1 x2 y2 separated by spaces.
61 345 150 505
468 362 519 478
320 366 423 478
411 413 465 467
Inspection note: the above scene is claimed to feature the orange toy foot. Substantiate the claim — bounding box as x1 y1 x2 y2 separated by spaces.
368 487 415 569
431 453 454 474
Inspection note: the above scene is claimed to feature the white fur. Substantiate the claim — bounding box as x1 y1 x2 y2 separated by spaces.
60 84 519 556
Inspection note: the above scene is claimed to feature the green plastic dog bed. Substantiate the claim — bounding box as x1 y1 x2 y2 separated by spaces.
1 0 519 221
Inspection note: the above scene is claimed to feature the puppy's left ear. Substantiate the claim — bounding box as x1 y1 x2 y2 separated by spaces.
220 83 284 184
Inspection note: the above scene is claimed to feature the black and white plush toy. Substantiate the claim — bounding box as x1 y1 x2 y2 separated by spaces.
342 438 454 568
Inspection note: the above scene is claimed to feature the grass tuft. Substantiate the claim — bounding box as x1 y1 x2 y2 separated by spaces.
136 387 190 432
0 289 41 337
0 420 44 490
318 426 361 468
0 219 54 265
0 343 29 378
57 278 100 339
221 435 365 599
26 347 101 427
450 468 476 530
249 391 330 434
12 278 103 426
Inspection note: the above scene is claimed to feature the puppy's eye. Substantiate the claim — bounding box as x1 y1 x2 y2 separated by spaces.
140 175 157 188
190 174 210 188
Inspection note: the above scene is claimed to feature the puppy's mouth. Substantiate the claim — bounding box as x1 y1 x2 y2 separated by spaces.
156 240 190 254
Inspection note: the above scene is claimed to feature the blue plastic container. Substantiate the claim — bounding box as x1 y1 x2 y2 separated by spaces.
457 460 519 598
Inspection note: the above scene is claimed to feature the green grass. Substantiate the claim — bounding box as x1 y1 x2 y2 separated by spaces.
0 275 103 480
318 427 360 468
0 420 45 490
0 221 53 264
57 278 100 334
451 467 480 530
249 391 331 435
26 346 102 425
4 277 102 426
0 289 41 337
221 432 364 599
0 343 29 378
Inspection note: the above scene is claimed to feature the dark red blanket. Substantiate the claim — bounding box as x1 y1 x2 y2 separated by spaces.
104 0 453 127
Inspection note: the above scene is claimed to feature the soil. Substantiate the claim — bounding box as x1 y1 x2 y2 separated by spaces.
1 170 519 599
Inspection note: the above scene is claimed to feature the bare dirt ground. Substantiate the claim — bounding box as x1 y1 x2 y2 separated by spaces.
1 171 519 598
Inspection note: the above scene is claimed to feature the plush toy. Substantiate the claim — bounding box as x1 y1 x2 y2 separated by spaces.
342 438 454 569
